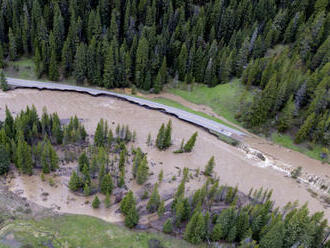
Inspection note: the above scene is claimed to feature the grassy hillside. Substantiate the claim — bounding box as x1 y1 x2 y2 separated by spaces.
271 132 327 162
167 80 248 125
0 214 200 248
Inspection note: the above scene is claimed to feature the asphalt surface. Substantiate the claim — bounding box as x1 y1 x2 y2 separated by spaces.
7 77 245 138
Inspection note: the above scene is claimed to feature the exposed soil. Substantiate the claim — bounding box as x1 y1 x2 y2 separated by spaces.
0 89 329 222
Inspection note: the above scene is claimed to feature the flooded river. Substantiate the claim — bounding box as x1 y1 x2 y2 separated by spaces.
1 89 329 221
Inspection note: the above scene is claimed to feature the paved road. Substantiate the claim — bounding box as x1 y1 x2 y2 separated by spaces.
7 77 245 138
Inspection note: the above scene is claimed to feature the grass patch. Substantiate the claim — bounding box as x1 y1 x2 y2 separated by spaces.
217 133 240 147
0 214 200 248
4 57 36 80
271 132 328 162
3 57 79 85
167 80 250 125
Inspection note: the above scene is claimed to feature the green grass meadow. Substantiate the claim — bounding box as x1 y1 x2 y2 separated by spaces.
167 80 248 125
0 214 200 248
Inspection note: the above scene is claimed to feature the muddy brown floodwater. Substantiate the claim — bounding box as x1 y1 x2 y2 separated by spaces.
0 89 329 221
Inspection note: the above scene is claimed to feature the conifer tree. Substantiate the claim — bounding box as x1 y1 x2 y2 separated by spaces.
277 95 295 132
171 180 185 210
159 57 168 85
158 200 165 217
211 207 236 242
204 156 215 176
0 44 4 68
73 43 87 84
156 124 165 150
0 145 10 175
41 145 50 173
295 113 316 143
103 44 116 89
135 36 149 88
120 191 135 215
61 39 73 77
100 173 113 195
147 184 161 213
0 70 9 92
84 183 91 196
98 163 105 187
175 198 190 225
120 191 139 228
49 143 59 171
259 221 285 248
34 47 43 78
104 192 111 208
163 120 172 149
8 28 17 60
51 113 63 144
125 201 139 228
178 44 188 80
92 195 100 208
4 107 14 139
53 4 64 57
153 71 162 94
82 163 91 185
163 219 173 233
136 156 149 185
94 119 105 147
183 132 198 152
16 134 33 175
211 222 224 241
78 151 89 172
69 171 81 191
49 48 59 81
49 32 59 81
132 148 142 178
119 149 126 170
118 168 125 188
184 211 206 244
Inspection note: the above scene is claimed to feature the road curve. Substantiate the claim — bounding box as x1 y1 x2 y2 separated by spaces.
7 77 245 138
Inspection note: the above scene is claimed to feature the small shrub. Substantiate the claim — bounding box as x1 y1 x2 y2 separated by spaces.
48 177 55 187
131 85 137 95
217 133 240 147
92 196 100 208
40 172 45 181
195 168 200 177
163 219 173 234
142 190 149 200
291 166 302 179
104 192 111 208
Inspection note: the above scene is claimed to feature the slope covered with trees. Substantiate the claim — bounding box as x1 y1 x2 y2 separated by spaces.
0 0 329 143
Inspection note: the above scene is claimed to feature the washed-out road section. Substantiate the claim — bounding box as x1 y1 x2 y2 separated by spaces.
7 77 245 139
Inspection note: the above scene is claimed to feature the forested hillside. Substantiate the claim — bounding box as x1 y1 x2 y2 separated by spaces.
0 0 329 145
